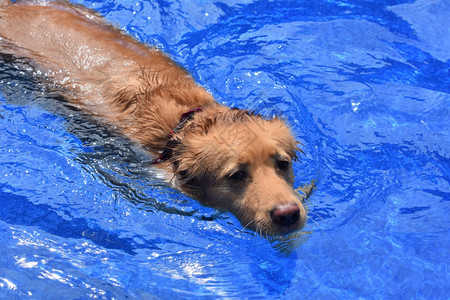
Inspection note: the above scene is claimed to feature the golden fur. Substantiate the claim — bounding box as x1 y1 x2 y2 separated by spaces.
0 0 309 236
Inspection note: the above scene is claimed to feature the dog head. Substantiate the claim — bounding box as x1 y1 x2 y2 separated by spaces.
170 107 307 236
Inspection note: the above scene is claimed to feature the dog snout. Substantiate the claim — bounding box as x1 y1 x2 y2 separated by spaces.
270 203 300 228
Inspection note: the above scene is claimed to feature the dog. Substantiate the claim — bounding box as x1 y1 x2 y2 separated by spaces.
0 0 313 236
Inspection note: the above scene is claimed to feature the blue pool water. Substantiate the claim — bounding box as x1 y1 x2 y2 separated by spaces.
1 0 449 298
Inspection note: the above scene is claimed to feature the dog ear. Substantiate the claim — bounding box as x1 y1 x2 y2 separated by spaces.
170 140 197 178
179 171 203 191
292 142 304 161
269 118 303 160
172 157 204 192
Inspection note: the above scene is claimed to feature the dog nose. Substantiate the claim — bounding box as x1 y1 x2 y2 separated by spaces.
270 203 300 228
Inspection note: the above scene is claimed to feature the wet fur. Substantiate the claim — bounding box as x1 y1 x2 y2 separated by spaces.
0 0 309 236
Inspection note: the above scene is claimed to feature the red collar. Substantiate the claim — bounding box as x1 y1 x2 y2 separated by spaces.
151 107 202 164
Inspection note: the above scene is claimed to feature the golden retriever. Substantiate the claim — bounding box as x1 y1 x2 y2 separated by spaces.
0 0 312 236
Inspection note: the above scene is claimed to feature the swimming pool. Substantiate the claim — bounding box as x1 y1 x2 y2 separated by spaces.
0 0 448 298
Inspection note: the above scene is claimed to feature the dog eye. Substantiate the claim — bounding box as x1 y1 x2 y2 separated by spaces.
277 160 290 171
228 171 247 182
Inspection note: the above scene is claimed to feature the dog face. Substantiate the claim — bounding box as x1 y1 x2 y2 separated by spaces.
172 109 307 236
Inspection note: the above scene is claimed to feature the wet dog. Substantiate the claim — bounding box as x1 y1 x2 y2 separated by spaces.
0 0 311 236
